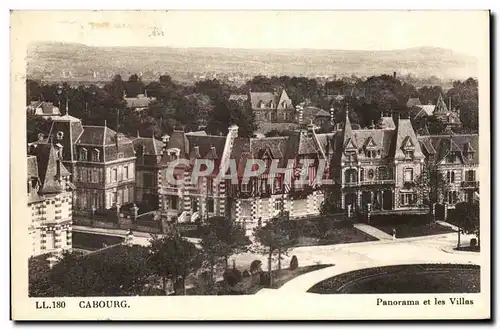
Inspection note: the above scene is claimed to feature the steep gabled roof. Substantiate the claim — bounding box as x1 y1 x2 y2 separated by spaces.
434 94 449 114
417 134 478 165
30 143 70 194
393 118 425 160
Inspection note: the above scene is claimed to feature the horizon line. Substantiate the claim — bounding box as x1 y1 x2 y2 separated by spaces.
30 41 474 57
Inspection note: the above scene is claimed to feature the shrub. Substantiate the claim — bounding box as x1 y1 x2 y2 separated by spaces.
290 255 299 270
259 271 271 286
250 260 262 274
242 270 251 278
223 268 242 287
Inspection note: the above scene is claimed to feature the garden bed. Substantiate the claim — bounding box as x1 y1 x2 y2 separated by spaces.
278 218 378 246
186 264 332 295
308 264 480 294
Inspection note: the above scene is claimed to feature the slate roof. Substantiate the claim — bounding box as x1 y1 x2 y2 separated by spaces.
77 126 116 146
406 98 421 108
393 119 425 160
28 101 60 115
29 143 70 195
185 132 226 162
250 88 293 109
413 105 436 118
132 135 164 156
125 96 153 109
229 94 249 102
417 134 479 165
302 106 330 120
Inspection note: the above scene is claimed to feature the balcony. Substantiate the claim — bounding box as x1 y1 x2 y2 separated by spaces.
403 181 416 189
359 179 395 186
344 181 359 187
159 186 182 195
461 181 479 189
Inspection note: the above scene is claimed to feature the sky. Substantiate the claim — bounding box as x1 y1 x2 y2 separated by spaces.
13 10 488 58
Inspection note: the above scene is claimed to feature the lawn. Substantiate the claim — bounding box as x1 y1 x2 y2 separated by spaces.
71 232 124 251
369 214 455 238
280 218 378 247
307 264 480 294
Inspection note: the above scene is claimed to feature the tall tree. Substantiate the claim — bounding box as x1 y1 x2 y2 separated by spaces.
253 216 294 287
454 201 480 247
414 162 450 213
148 234 202 295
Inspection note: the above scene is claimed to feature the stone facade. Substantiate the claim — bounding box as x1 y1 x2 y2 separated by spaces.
27 143 74 257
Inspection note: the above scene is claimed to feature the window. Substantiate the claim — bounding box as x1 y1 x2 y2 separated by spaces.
207 178 213 195
93 168 99 183
403 168 414 182
378 166 387 180
360 168 364 182
91 149 100 162
191 198 198 212
368 169 374 180
143 173 154 187
241 182 249 192
365 150 376 158
404 150 414 159
123 188 129 204
170 196 178 210
207 198 214 213
112 168 118 182
275 199 283 211
124 166 129 179
446 171 455 183
79 148 88 161
447 191 459 204
261 179 269 193
400 193 418 206
466 170 476 182
118 152 124 159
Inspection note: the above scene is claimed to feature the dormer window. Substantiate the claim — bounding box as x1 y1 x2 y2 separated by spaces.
404 150 414 159
282 101 287 108
92 148 100 162
79 148 88 161
118 152 124 159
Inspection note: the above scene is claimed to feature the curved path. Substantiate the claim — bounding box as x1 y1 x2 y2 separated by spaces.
252 232 481 295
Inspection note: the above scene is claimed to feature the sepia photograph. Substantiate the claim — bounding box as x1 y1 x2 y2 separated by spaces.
10 9 490 320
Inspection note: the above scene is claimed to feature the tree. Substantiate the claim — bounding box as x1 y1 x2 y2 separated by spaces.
207 99 257 137
125 74 145 97
200 216 248 272
148 233 202 295
30 247 153 297
454 201 480 247
253 216 294 287
26 113 52 143
446 78 479 133
414 162 450 211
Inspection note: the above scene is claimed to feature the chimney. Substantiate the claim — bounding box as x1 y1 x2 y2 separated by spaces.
228 124 239 138
194 146 200 157
449 96 452 110
161 135 170 156
296 105 303 124
393 71 397 79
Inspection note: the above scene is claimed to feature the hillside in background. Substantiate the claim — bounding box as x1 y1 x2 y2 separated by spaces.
27 42 478 84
